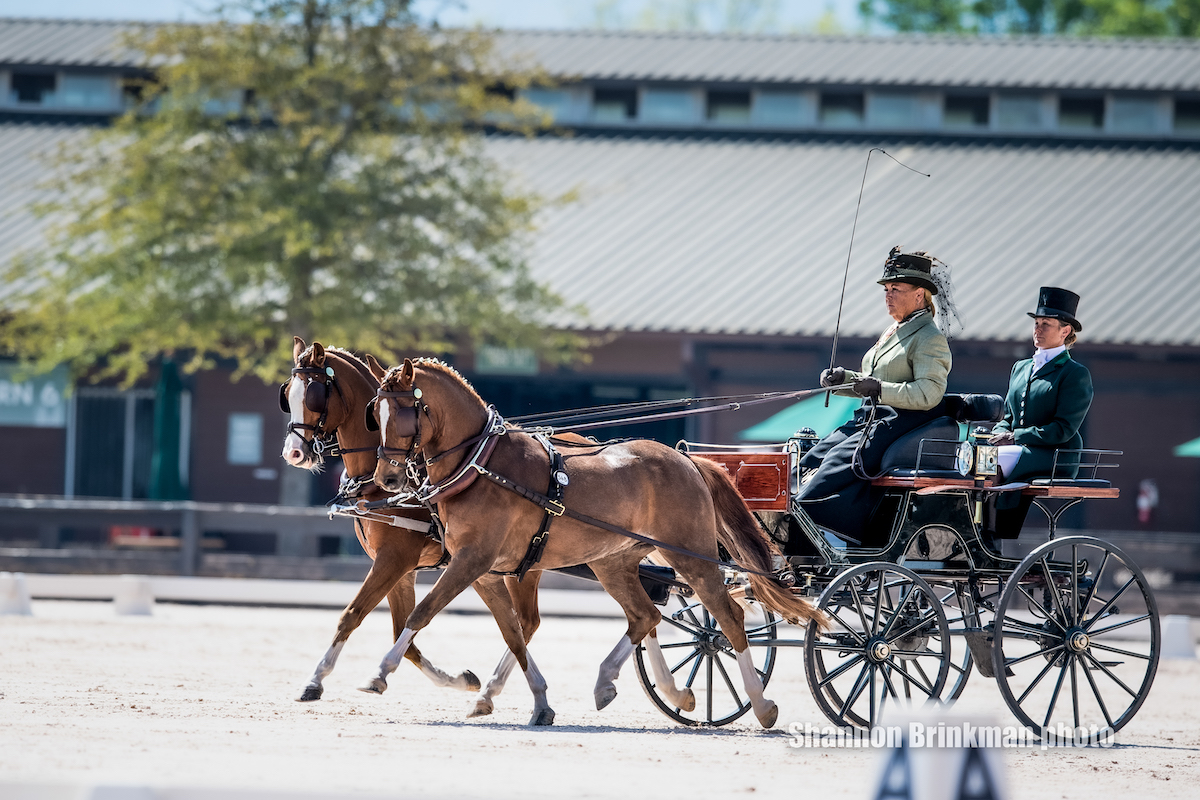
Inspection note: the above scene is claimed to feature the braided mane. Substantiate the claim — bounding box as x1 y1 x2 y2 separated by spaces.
299 344 375 384
381 358 484 406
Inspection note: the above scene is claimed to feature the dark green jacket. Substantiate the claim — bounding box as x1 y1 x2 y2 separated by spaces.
992 351 1093 481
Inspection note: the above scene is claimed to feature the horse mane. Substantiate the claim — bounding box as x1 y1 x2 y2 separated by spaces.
299 344 376 385
381 358 484 406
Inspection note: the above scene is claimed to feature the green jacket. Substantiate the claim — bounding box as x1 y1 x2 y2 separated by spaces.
992 351 1094 480
840 311 951 411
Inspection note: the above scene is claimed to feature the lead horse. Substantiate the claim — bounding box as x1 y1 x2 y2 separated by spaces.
364 357 828 727
280 339 544 715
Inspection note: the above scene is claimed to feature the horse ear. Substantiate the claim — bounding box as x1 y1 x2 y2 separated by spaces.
293 337 306 362
365 354 386 381
364 398 379 432
400 358 415 389
310 342 325 366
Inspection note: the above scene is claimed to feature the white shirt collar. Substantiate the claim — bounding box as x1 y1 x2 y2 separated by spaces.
1033 345 1067 372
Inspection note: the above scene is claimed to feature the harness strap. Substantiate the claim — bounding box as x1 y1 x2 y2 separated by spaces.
514 433 569 582
471 463 778 580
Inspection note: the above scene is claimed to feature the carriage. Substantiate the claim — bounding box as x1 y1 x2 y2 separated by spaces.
631 392 1159 744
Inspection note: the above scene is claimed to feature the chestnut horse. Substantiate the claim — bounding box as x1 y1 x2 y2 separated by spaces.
280 338 543 715
364 358 827 728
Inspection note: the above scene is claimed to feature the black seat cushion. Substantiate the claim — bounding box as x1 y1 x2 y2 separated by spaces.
879 417 961 473
944 393 1005 423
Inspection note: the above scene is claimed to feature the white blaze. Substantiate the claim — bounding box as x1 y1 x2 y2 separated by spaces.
281 378 309 465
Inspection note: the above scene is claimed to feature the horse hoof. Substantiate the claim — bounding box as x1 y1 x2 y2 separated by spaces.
462 670 481 693
678 688 696 713
756 701 779 729
357 677 387 695
530 707 556 726
297 685 323 702
594 685 617 711
468 699 494 718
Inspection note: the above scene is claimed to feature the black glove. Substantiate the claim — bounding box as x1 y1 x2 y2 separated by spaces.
852 377 881 400
819 367 846 388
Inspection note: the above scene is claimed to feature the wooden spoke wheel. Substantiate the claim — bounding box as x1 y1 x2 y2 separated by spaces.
634 591 778 726
926 578 978 702
805 562 951 729
993 536 1160 744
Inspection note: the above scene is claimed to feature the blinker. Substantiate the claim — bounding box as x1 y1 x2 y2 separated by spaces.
278 382 291 414
304 379 328 413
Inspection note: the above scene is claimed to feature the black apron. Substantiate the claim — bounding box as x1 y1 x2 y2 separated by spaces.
796 400 947 540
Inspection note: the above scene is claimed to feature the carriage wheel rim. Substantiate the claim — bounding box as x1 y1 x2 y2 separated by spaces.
992 535 1160 743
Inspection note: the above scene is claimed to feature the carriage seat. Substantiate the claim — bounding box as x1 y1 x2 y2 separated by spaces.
878 393 1006 475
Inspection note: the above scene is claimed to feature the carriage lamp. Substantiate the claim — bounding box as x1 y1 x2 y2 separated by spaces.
955 442 975 476
975 445 999 477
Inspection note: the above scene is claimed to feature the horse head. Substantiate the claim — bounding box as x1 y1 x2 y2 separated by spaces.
280 336 379 474
370 358 488 493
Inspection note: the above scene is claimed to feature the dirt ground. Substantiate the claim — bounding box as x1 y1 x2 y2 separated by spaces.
1 599 1197 799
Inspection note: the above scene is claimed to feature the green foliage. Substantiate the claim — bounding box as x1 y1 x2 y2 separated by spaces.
861 0 1200 34
1 0 584 385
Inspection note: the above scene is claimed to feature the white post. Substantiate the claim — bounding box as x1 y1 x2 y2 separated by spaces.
1161 615 1196 660
113 575 155 616
0 571 33 616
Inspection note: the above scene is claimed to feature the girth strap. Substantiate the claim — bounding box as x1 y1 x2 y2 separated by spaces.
514 434 569 582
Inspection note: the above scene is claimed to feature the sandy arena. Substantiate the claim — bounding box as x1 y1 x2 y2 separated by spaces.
1 598 1197 799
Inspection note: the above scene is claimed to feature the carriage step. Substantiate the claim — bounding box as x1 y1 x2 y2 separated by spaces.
963 628 1014 679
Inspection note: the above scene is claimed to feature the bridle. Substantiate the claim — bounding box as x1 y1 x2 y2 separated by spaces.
280 364 375 463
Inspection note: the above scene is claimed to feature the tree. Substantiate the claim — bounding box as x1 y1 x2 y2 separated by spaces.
860 0 1200 34
1 0 581 386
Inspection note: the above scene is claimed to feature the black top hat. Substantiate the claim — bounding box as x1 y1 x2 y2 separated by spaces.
877 246 938 294
1027 286 1082 332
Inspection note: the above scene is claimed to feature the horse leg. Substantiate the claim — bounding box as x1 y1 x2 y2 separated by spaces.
358 545 496 696
676 566 778 728
387 574 480 693
588 553 682 711
641 630 697 712
469 574 554 726
298 538 417 702
468 571 543 717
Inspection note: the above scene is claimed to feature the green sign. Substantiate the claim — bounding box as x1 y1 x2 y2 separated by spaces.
475 346 538 376
0 364 69 428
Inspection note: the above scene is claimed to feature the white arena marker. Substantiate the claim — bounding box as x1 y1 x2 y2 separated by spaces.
871 713 1008 800
83 785 156 800
113 575 155 616
0 571 33 616
1161 615 1197 660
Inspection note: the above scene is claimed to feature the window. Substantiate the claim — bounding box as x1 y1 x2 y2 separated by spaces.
59 74 115 109
752 91 810 126
1109 97 1159 133
592 88 637 122
820 92 864 126
227 413 264 466
944 95 989 128
869 93 920 128
996 95 1044 130
1174 99 1200 133
641 89 699 124
11 72 56 105
1059 96 1104 131
523 88 571 121
707 90 750 123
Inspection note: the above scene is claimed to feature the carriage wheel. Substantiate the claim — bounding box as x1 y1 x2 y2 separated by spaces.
805 562 951 729
634 591 778 726
993 536 1160 744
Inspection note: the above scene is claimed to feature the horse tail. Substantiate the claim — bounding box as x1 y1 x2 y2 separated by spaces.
690 456 829 631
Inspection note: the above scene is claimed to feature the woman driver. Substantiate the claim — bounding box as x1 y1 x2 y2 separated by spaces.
794 246 956 543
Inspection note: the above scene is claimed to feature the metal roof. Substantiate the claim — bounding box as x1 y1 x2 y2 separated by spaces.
3 122 1199 347
0 18 145 69
3 17 1200 93
485 133 1200 346
499 30 1200 92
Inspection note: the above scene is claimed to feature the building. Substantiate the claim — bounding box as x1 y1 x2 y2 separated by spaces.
2 19 1200 534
